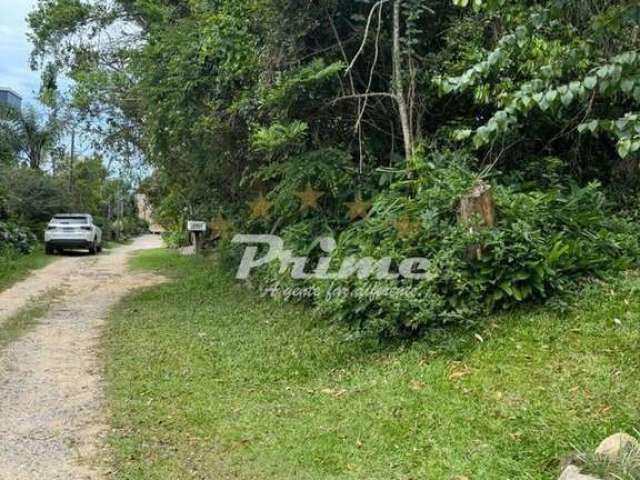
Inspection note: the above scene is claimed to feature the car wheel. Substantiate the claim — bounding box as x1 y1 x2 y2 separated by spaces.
45 243 54 255
97 244 103 253
89 242 97 255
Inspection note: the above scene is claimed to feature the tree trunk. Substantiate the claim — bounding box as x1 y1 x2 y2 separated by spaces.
69 128 75 191
28 147 41 170
392 0 413 162
612 152 640 183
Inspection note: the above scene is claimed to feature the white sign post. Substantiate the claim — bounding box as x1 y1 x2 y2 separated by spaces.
187 221 207 254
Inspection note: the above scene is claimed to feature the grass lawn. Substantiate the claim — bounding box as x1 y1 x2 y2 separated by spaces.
104 249 640 480
0 248 53 293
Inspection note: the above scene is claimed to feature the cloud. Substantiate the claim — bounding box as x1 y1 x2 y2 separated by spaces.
0 0 41 105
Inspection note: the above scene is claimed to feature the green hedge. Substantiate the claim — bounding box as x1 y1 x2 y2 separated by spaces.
0 222 38 255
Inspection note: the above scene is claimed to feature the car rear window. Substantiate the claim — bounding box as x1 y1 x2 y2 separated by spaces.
53 216 89 224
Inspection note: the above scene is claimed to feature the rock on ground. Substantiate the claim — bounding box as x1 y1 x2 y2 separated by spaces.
595 432 640 461
558 465 602 480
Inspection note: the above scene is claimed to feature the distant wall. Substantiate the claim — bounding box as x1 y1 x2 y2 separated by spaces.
135 193 165 233
135 194 153 222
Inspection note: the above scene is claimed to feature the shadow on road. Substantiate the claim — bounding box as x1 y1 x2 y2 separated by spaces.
50 250 95 257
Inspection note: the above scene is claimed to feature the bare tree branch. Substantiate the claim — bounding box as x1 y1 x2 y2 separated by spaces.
330 93 397 105
345 0 389 73
354 2 384 136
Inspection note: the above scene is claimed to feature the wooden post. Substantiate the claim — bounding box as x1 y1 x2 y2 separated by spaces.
191 232 202 255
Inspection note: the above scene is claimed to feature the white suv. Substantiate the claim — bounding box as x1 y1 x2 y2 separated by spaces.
45 214 103 255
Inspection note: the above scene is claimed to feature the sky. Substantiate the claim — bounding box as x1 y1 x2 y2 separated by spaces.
0 0 91 155
0 0 42 107
0 0 137 165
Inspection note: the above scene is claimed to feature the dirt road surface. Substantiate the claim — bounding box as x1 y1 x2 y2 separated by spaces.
0 235 164 479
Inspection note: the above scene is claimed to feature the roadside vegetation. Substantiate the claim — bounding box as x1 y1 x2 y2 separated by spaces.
0 106 148 286
17 1 640 476
0 153 147 245
0 249 52 294
29 0 640 338
105 249 640 479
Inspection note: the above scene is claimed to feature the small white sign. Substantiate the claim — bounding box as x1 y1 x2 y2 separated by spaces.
187 220 207 232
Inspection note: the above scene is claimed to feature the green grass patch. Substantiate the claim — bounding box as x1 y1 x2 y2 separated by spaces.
104 249 640 479
0 289 61 353
0 248 54 293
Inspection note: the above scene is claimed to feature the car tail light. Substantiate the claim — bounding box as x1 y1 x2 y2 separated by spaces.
47 226 57 230
81 226 92 231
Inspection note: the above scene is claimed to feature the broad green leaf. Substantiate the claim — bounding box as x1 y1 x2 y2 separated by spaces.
569 81 582 94
596 66 610 79
618 138 632 158
474 126 491 148
583 76 597 90
621 80 635 94
453 129 472 141
578 120 599 134
547 91 559 102
615 118 629 130
521 96 534 110
538 97 549 111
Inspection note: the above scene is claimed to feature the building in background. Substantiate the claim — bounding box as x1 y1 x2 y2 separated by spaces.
135 193 165 234
0 88 22 110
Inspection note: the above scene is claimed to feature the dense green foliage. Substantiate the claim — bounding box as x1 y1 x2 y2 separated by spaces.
0 159 145 245
0 104 60 170
315 154 640 336
0 103 147 258
0 221 38 254
28 0 640 336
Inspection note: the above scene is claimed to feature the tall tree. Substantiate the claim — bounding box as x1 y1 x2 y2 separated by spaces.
0 107 60 170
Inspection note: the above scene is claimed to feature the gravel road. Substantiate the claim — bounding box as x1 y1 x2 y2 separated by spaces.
0 235 164 479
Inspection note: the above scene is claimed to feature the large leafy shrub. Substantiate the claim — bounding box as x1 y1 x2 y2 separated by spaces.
226 147 375 293
0 222 38 254
312 151 640 337
162 229 191 249
0 167 69 231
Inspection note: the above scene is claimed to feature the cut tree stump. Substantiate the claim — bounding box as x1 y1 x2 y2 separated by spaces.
458 180 495 259
459 180 495 228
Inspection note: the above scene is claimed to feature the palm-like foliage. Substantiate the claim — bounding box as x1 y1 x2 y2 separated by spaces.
0 106 60 170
